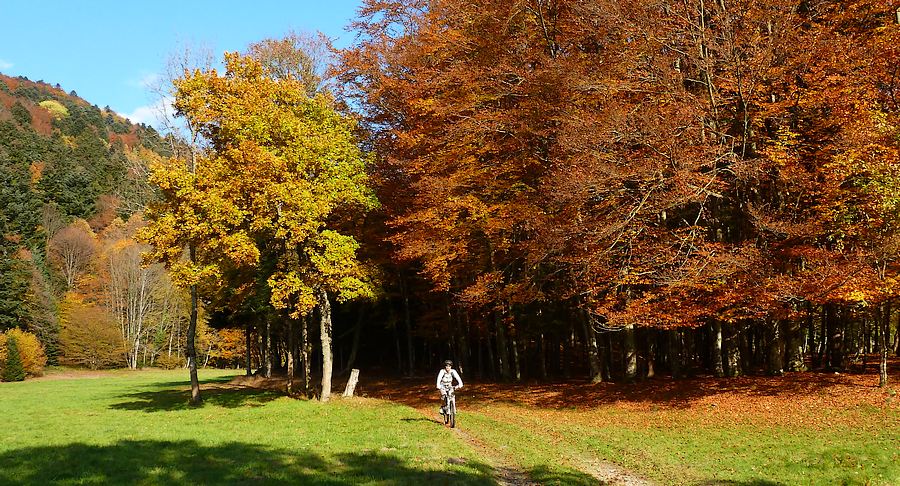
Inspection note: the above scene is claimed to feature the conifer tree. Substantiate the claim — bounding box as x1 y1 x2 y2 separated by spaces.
2 336 26 382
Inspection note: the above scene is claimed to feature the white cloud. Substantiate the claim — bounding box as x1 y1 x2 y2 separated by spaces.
0 59 13 70
128 72 160 89
119 97 174 130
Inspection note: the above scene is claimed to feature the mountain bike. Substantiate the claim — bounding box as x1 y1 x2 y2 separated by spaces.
440 384 459 428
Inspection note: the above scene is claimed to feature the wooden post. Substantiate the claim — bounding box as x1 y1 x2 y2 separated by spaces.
342 369 360 397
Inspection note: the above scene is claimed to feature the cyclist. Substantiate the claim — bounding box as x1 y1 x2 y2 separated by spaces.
436 360 462 416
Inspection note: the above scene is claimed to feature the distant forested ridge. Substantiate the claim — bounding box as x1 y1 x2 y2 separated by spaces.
0 73 172 367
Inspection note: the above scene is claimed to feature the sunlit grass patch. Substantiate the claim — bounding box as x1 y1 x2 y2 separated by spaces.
0 369 496 484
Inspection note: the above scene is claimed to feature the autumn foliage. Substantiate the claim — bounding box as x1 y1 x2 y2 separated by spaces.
0 329 47 378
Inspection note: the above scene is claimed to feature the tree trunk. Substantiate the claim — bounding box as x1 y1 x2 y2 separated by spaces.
767 319 784 376
826 304 844 371
391 307 403 374
343 369 360 397
301 314 310 396
580 310 602 383
400 276 415 376
510 319 521 382
646 331 656 379
318 289 334 402
486 331 497 380
786 318 806 372
539 333 548 380
669 329 682 379
339 308 364 376
245 323 252 376
494 313 511 381
712 321 724 377
264 314 272 378
880 302 890 387
624 324 637 381
187 244 201 405
286 318 294 395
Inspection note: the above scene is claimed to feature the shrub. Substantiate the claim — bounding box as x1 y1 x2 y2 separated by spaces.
155 354 184 370
0 329 47 378
59 295 124 370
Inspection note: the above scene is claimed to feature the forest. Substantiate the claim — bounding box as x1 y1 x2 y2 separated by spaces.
1 0 899 404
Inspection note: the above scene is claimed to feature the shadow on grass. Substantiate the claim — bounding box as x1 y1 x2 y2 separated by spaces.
697 481 785 486
401 417 438 424
0 440 498 485
145 374 237 386
528 465 609 485
110 384 282 412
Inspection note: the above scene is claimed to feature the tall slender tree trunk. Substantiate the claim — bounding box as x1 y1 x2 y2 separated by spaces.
486 331 497 380
301 314 310 396
767 319 784 376
399 275 415 375
339 308 364 376
624 324 637 381
880 302 890 387
826 304 844 371
786 318 806 372
187 245 201 405
245 323 252 376
669 329 682 379
646 331 656 379
494 313 511 381
509 317 521 382
580 310 602 383
712 321 724 377
286 318 294 395
539 333 548 380
817 305 828 368
264 314 272 378
318 289 334 402
458 325 469 377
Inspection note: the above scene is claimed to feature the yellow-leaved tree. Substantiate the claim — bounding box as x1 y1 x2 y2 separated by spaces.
145 51 377 401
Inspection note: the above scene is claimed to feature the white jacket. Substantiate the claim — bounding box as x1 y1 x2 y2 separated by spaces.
436 368 463 389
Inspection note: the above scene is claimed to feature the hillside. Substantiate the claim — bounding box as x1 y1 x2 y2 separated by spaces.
0 72 170 350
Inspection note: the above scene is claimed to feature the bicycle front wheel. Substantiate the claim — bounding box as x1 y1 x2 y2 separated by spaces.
449 400 456 428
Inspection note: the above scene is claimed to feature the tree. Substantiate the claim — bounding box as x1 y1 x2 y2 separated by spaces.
58 293 124 370
340 0 900 382
0 328 46 377
246 31 332 96
139 43 230 404
48 220 97 289
1 335 26 382
169 52 378 400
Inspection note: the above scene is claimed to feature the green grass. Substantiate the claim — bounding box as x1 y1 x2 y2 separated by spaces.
464 403 900 486
0 369 497 485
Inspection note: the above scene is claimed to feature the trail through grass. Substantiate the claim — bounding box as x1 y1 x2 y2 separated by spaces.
365 372 900 486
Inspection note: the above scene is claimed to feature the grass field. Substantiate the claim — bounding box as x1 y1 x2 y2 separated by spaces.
0 369 501 485
2 368 899 485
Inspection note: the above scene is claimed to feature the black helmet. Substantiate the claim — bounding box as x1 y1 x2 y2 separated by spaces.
443 360 453 366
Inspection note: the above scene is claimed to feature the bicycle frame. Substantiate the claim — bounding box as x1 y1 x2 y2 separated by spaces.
442 384 456 412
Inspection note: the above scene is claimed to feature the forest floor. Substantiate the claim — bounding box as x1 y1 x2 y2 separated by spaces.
358 360 900 485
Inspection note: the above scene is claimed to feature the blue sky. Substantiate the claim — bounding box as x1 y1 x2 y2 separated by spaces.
0 1 364 127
